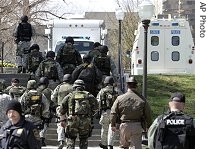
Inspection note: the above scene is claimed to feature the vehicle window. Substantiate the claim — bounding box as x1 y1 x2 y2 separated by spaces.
172 51 180 61
151 36 159 46
171 36 180 46
151 51 159 61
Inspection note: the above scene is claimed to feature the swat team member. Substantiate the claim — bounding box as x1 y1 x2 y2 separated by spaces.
35 51 63 90
94 45 118 84
148 92 195 149
110 77 152 149
0 80 12 127
13 15 36 73
88 42 102 60
72 54 102 97
97 76 120 149
4 78 26 101
51 74 73 149
59 79 98 149
19 80 50 146
56 36 83 75
37 77 54 146
0 100 41 149
28 43 44 74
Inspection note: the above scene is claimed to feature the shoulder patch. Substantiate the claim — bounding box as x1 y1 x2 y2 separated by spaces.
33 129 40 140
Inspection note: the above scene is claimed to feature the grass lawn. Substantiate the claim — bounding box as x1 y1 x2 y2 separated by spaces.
134 74 195 119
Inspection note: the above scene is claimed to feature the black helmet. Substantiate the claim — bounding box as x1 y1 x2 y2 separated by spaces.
93 42 101 48
65 36 74 44
20 15 28 22
83 54 92 63
63 74 72 82
126 77 137 84
27 80 37 89
29 44 40 51
39 77 49 85
104 76 114 85
73 79 85 88
99 45 109 53
46 51 55 58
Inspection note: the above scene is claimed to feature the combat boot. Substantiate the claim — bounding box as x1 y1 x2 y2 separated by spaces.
58 140 64 149
17 66 22 73
108 145 113 149
99 143 108 149
41 137 46 146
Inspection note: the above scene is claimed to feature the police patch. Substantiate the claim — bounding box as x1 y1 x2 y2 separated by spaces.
33 129 40 140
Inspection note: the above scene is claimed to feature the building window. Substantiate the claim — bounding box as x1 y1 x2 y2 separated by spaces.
151 51 159 61
172 36 180 46
151 36 159 46
172 51 180 61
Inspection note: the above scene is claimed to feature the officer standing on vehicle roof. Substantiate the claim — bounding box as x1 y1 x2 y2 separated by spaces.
110 76 152 149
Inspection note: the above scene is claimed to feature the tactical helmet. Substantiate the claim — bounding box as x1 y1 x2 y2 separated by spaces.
73 79 85 88
99 45 109 53
63 74 72 82
83 54 92 63
104 76 114 85
20 15 28 22
65 36 74 44
46 51 55 58
39 77 49 85
126 76 137 84
27 80 37 89
29 44 40 51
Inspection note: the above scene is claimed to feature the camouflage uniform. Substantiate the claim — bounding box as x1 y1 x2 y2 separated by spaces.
51 74 73 148
97 76 120 149
35 51 63 90
19 80 50 134
0 81 12 126
56 37 83 75
59 80 98 149
13 15 35 73
88 41 102 61
110 77 152 149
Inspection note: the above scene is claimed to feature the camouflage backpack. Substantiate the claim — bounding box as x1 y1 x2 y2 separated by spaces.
24 90 43 117
9 86 26 100
100 87 118 110
41 59 58 80
70 91 91 116
60 45 77 65
94 55 111 75
29 51 43 72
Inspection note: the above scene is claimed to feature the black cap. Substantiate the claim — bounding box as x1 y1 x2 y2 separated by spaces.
29 44 40 51
93 42 101 48
169 92 185 103
11 78 19 83
20 15 28 22
6 100 23 115
46 51 55 58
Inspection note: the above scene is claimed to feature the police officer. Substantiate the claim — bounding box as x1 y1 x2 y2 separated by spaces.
72 54 102 97
13 15 36 73
110 77 152 149
94 45 118 84
37 77 54 146
148 92 195 149
0 80 12 126
4 78 26 101
28 43 44 74
59 79 98 149
97 76 120 149
19 80 50 146
51 74 73 149
0 100 41 149
35 51 63 90
56 36 83 75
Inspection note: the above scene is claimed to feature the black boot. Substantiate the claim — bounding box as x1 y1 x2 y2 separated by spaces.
41 137 46 146
22 67 26 73
108 145 113 149
58 140 64 149
17 66 22 73
99 143 108 149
